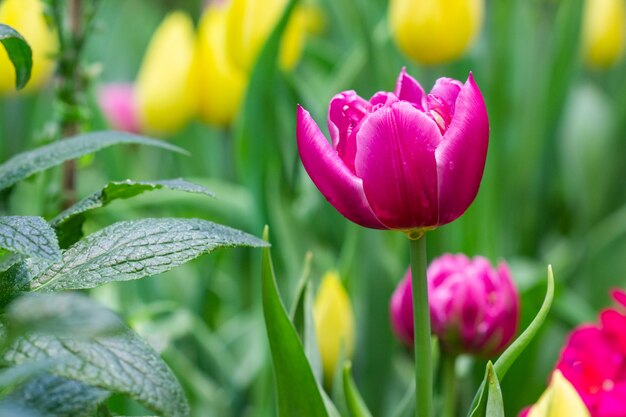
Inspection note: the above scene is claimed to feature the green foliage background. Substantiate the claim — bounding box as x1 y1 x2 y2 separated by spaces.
2 0 626 415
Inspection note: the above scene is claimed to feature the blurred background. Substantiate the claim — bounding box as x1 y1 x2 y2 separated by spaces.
1 0 626 415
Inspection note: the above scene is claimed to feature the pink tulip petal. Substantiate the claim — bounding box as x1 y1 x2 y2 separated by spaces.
394 68 426 110
436 73 489 225
327 91 371 171
297 106 385 229
98 83 140 133
429 77 464 114
354 102 441 229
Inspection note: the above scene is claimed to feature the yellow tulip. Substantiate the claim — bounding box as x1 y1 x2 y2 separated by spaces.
313 271 355 386
135 11 199 135
389 0 484 65
582 0 626 68
526 371 590 417
225 0 306 71
0 0 56 94
196 2 246 126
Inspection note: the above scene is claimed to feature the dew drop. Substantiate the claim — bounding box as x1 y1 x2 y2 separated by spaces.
448 161 455 170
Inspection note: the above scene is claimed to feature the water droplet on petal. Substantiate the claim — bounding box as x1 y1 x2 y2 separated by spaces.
449 161 455 170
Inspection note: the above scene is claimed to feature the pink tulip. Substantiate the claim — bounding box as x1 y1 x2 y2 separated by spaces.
97 83 140 133
296 68 489 232
556 289 626 417
390 254 519 357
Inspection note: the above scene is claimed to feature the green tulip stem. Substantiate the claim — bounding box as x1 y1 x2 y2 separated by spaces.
410 235 432 417
441 352 457 417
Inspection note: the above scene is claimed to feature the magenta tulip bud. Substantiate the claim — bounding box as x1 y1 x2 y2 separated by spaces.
390 254 519 357
97 83 140 133
296 68 489 234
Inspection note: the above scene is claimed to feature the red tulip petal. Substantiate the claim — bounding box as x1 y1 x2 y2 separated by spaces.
354 102 441 229
436 73 489 225
297 106 385 229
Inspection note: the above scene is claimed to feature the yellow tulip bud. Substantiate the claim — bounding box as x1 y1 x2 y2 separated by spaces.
135 11 199 135
225 0 306 71
526 371 590 417
0 0 57 94
196 2 246 126
582 0 626 68
313 271 355 386
389 0 484 65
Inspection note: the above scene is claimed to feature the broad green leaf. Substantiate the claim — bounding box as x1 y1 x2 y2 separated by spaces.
261 228 329 417
343 362 373 417
0 24 32 90
468 266 555 417
0 216 60 261
3 374 109 417
0 361 54 390
5 293 123 339
5 328 189 417
0 131 186 192
51 179 215 248
485 363 504 417
18 218 266 293
0 402 43 417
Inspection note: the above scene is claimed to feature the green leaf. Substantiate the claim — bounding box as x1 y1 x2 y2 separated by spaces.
234 0 299 192
20 218 267 293
343 362 373 417
0 216 61 261
485 363 504 417
5 328 189 417
5 293 124 339
261 228 329 417
0 402 44 417
0 131 187 192
468 266 555 417
3 374 109 417
51 179 215 248
0 361 55 390
0 24 32 90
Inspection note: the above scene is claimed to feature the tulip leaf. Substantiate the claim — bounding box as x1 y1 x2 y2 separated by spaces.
2 374 109 417
0 216 61 261
485 362 505 417
468 266 555 417
3 218 267 295
5 327 189 417
0 131 187 192
390 380 415 417
51 178 214 248
261 228 329 417
343 362 373 417
234 0 299 199
0 24 33 90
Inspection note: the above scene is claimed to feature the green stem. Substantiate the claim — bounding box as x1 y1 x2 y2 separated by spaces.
410 235 432 417
441 353 457 417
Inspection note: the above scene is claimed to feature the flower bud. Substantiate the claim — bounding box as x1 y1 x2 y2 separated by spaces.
297 68 489 233
97 83 140 133
313 271 355 386
390 254 519 357
0 0 57 94
389 0 484 65
582 0 626 68
225 0 306 71
135 11 199 135
196 1 246 126
520 371 590 417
